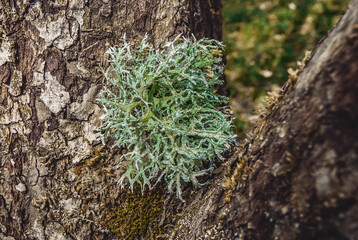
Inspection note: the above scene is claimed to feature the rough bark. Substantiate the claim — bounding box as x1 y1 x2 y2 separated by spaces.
0 0 222 239
168 1 358 239
1 0 357 240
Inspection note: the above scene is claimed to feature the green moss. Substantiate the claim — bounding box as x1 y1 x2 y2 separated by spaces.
105 187 164 239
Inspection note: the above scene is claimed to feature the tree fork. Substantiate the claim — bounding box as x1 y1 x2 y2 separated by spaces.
1 0 358 239
169 1 358 239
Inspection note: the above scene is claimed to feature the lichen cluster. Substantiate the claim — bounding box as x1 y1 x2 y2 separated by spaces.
98 35 236 198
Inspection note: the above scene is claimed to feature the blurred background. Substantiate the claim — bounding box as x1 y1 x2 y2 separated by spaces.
222 0 350 138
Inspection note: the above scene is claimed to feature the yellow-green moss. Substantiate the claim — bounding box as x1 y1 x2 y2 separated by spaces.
105 186 164 239
223 157 253 202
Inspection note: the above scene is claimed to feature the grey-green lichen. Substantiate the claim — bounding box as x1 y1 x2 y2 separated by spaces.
98 35 236 198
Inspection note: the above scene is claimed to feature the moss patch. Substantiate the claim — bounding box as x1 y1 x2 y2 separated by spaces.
105 186 165 239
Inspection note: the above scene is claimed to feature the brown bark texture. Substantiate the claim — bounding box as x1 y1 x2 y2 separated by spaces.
0 0 357 240
169 1 358 239
0 0 222 239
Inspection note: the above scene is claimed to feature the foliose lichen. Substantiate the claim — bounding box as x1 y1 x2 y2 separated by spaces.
98 35 237 198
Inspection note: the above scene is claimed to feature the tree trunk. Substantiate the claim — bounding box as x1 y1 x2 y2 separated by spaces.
168 1 358 239
1 0 357 240
0 0 222 239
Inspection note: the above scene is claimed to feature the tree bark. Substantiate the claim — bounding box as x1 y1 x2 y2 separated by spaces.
0 0 222 239
168 1 358 239
1 0 358 240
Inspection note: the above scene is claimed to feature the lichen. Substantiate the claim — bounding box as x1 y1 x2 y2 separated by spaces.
98 35 237 199
72 144 166 239
0 0 30 66
26 1 80 50
39 72 70 114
